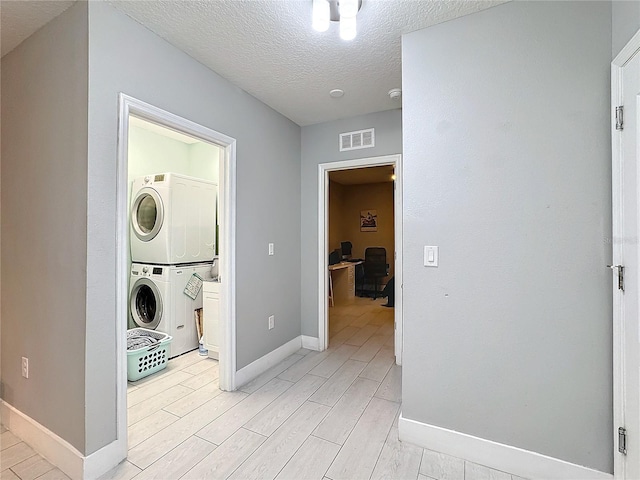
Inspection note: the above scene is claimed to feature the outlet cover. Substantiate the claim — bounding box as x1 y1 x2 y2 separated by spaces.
268 315 275 330
21 357 29 378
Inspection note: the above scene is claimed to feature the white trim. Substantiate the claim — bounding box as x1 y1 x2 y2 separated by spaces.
116 96 238 465
611 28 640 480
398 415 612 480
301 335 320 351
235 336 303 388
83 438 125 480
217 137 237 392
1 400 125 479
317 154 403 364
392 155 403 365
1 400 83 480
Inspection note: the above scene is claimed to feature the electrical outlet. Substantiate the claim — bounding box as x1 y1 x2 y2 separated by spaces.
268 243 274 256
268 315 275 330
21 357 29 379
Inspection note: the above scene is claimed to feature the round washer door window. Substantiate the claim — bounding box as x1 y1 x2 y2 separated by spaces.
130 278 164 330
131 188 164 241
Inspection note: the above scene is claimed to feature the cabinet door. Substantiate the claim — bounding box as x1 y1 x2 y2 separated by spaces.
204 292 220 355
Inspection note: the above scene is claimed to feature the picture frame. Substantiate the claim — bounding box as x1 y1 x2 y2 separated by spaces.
360 210 378 232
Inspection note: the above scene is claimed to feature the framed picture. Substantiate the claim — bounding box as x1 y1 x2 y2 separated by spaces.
360 210 378 232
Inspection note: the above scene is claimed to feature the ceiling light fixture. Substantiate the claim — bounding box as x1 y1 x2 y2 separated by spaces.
312 0 363 41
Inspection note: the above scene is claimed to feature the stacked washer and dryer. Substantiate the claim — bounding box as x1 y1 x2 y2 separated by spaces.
129 173 217 358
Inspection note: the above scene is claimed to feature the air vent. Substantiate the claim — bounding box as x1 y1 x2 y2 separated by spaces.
339 128 375 152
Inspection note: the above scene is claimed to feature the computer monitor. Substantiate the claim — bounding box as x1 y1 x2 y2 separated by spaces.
341 241 352 259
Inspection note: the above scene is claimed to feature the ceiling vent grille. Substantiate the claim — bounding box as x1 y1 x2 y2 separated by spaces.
339 128 375 152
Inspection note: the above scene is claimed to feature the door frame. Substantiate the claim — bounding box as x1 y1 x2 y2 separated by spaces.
611 29 640 480
317 154 403 363
115 94 238 451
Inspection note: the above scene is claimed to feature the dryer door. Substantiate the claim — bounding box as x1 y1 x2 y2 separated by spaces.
131 187 164 241
130 278 164 329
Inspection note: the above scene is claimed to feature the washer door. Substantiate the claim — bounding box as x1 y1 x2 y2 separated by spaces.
130 278 164 329
131 187 164 242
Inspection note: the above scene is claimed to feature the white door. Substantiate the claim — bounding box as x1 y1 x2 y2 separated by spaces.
612 31 640 479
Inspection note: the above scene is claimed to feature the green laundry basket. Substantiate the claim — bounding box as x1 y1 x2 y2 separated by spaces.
127 328 172 382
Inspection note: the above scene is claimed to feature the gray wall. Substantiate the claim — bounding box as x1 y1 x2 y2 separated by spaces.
300 109 402 336
1 2 88 453
86 2 301 453
402 1 613 473
612 0 640 57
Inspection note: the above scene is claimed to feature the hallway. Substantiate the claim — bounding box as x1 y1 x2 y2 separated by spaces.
2 300 524 480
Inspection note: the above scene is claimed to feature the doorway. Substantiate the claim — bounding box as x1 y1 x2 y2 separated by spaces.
115 94 238 457
611 30 640 479
318 154 403 364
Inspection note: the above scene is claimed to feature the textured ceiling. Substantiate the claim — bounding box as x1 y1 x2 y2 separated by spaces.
108 0 504 126
1 0 504 126
330 165 394 185
0 0 75 57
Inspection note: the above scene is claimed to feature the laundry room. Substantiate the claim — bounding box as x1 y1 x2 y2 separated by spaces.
126 115 223 380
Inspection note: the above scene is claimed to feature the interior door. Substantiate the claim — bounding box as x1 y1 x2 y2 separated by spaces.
612 35 640 479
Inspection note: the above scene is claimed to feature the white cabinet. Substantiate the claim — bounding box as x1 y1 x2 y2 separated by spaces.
203 281 220 360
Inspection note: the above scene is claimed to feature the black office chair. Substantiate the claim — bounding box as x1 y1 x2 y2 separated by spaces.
363 247 389 299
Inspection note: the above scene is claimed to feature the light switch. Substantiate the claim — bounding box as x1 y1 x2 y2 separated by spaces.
268 243 274 256
424 246 439 267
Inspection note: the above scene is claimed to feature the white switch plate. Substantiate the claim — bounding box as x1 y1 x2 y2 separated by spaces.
424 246 439 267
268 315 275 330
268 243 274 256
22 357 29 378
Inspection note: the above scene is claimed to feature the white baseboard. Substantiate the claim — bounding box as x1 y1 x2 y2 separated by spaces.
235 336 303 388
301 335 319 351
398 415 612 480
84 437 127 480
1 400 126 480
1 400 83 479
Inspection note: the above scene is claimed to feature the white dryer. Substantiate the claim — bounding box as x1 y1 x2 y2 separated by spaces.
130 173 217 265
129 262 212 358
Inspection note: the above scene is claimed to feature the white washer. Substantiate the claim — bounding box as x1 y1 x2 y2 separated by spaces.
129 263 169 333
130 262 212 358
130 172 217 265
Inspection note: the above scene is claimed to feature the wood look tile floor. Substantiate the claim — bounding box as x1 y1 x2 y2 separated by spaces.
1 298 527 480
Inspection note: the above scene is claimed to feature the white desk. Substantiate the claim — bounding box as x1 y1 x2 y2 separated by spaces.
329 261 362 306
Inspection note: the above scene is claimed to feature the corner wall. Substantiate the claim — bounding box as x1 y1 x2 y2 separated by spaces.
402 1 612 473
86 2 301 454
1 2 88 453
301 109 402 337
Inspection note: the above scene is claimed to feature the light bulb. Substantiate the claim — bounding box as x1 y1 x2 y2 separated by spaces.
312 0 330 32
339 0 358 18
340 15 356 41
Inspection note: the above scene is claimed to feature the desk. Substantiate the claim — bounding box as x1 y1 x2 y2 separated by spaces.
329 261 362 306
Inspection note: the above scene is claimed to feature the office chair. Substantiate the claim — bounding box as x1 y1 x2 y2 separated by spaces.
363 247 389 299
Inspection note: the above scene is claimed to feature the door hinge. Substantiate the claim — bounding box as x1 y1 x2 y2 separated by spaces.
616 106 624 131
619 427 627 455
607 264 624 292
